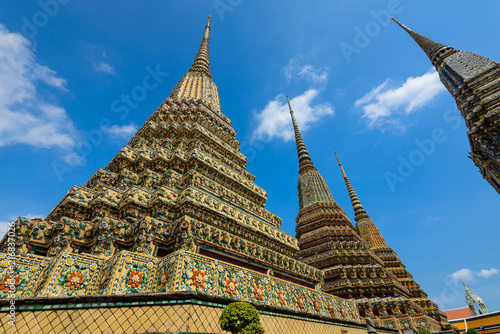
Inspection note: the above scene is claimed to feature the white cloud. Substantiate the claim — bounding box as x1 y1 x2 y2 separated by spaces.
477 268 499 278
0 24 77 149
284 56 328 88
102 123 138 140
355 69 446 130
448 268 475 283
447 268 500 283
251 89 334 142
94 61 115 74
63 152 87 167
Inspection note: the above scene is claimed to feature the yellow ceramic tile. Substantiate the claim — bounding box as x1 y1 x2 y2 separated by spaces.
4 324 18 334
101 308 112 319
93 314 106 327
123 307 134 319
27 320 43 333
133 306 144 316
46 311 61 325
37 315 50 331
52 322 66 333
144 307 154 317
140 318 153 331
41 322 55 334
109 319 121 332
75 316 93 332
63 321 77 334
80 310 92 322
152 317 167 332
86 321 99 333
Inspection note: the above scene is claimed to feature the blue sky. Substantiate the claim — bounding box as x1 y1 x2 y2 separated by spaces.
0 0 499 312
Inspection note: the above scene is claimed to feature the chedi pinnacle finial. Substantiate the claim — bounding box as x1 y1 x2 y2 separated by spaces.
334 152 370 222
190 16 212 77
391 17 456 67
391 17 412 33
287 95 316 174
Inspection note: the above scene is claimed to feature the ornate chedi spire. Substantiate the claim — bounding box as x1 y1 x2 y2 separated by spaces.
334 152 370 222
391 17 456 67
287 95 317 175
392 18 500 195
286 97 440 331
334 152 449 327
190 15 212 77
334 152 388 248
169 15 222 113
287 96 337 211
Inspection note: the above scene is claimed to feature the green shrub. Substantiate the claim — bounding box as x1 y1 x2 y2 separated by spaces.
418 328 432 334
242 323 265 334
219 302 261 334
467 329 478 334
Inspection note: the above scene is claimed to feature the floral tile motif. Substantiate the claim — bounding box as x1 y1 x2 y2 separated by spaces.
178 253 215 295
0 249 361 324
36 252 103 297
155 252 180 293
0 253 48 298
107 251 158 294
95 252 121 295
215 262 247 300
172 251 360 322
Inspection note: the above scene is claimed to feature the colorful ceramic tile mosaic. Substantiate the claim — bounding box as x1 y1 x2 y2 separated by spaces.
0 15 478 334
393 18 500 195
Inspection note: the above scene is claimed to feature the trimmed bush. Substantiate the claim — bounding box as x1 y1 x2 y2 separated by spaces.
219 302 261 334
418 328 432 334
242 323 265 334
467 329 478 334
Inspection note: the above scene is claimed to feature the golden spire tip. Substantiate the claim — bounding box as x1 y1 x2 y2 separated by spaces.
334 152 341 166
286 95 293 113
391 17 412 32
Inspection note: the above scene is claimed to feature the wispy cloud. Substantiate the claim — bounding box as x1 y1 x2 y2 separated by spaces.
63 152 86 167
94 61 115 74
0 24 77 149
355 69 445 131
447 268 499 283
478 268 499 278
102 123 138 141
251 90 334 142
284 56 328 88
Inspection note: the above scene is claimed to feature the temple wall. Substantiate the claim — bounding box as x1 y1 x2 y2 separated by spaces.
0 297 397 334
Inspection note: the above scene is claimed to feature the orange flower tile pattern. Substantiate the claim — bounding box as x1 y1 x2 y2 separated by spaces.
0 249 361 323
0 254 47 299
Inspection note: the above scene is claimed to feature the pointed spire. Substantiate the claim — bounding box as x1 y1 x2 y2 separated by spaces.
462 280 471 294
287 95 317 174
168 16 222 112
190 16 212 77
334 152 370 222
391 17 456 67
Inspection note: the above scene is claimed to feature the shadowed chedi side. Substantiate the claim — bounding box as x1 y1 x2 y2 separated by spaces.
392 17 500 196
